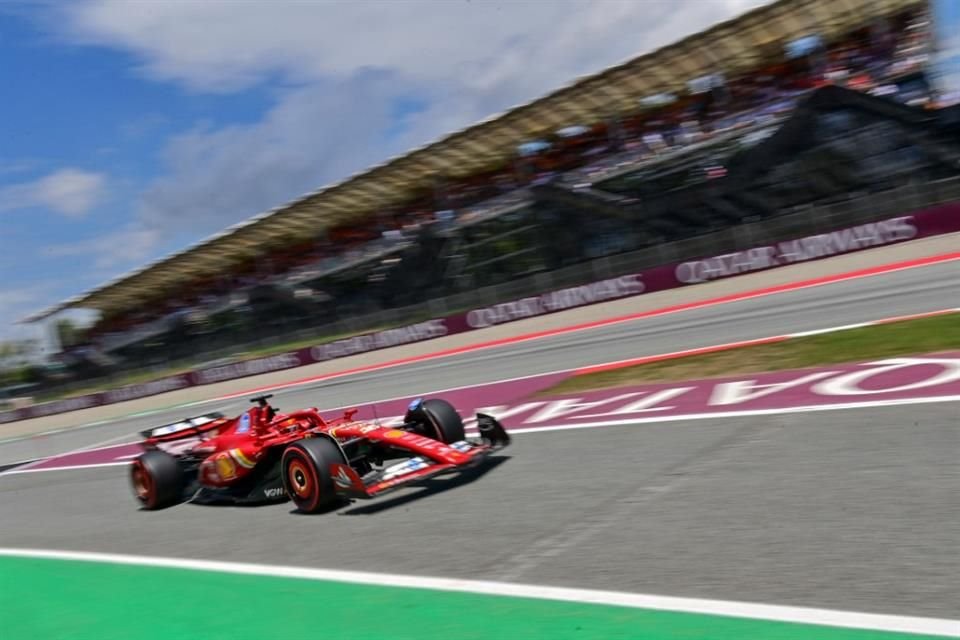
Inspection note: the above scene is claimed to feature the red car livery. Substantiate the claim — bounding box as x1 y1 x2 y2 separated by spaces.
130 394 510 513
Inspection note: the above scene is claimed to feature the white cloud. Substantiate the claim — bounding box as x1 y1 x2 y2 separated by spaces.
0 168 107 217
119 112 169 141
0 158 41 176
58 0 770 238
0 288 46 342
0 285 97 344
44 227 161 270
138 74 419 238
64 0 768 92
0 288 38 312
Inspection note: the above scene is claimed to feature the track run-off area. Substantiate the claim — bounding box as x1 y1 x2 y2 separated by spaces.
1 251 958 639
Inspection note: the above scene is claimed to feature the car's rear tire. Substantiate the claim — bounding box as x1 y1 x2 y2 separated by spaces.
408 398 465 444
131 450 183 510
282 438 346 513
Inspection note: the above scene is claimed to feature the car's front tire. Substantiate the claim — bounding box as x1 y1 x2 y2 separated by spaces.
282 438 347 513
407 398 466 444
131 450 184 510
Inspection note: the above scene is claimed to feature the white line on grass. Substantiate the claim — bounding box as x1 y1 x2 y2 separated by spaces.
0 548 956 637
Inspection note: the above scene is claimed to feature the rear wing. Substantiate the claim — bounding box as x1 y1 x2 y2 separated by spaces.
140 412 226 439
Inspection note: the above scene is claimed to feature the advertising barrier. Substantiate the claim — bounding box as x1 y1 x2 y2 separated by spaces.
3 203 959 424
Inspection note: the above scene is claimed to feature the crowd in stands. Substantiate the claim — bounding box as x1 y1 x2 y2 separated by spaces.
67 6 935 363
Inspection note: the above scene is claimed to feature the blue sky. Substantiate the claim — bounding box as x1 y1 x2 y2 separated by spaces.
0 0 765 344
1 9 274 335
931 0 960 93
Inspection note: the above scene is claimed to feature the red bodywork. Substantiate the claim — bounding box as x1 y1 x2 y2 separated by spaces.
142 404 498 499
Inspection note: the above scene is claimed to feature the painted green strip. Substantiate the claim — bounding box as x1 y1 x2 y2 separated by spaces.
0 557 946 640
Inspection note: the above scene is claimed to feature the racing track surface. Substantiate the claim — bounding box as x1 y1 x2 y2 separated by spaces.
2 259 957 463
1 403 957 619
1 262 958 620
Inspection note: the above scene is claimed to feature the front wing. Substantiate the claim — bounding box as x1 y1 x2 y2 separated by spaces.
332 413 509 500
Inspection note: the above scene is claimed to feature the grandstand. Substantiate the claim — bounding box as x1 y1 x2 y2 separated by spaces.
23 0 953 389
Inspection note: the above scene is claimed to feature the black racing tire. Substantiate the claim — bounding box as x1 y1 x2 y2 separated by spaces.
281 438 347 514
131 450 184 510
416 398 466 444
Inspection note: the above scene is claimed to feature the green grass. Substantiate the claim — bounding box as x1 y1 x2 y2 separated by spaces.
542 312 960 396
2 556 945 640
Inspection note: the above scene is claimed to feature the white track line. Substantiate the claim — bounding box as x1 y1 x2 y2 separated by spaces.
0 548 956 636
3 394 957 476
75 430 146 451
2 461 130 475
3 306 957 474
788 308 960 338
789 322 876 337
0 431 144 474
2 297 955 443
341 259 960 379
504 394 960 435
208 305 960 402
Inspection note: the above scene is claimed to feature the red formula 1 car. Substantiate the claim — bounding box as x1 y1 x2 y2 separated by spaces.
130 394 509 513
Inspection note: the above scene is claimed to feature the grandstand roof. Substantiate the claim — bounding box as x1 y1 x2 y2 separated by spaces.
24 0 924 322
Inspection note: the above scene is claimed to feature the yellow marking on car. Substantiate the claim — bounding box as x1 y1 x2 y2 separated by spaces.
231 449 257 468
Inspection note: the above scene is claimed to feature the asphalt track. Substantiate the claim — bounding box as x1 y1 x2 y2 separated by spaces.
0 261 958 621
1 259 956 463
1 403 957 620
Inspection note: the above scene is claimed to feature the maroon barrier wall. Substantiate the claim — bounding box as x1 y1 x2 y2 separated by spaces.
3 205 958 424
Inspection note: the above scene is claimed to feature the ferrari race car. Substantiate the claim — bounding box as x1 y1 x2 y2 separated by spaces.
130 394 510 513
